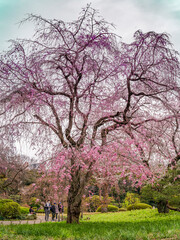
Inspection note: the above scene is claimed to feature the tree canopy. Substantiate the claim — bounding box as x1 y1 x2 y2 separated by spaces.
0 5 179 223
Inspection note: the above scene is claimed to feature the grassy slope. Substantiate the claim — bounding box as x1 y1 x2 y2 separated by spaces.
0 209 180 240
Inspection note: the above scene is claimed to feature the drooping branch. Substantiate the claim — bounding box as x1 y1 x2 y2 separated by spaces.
167 203 180 212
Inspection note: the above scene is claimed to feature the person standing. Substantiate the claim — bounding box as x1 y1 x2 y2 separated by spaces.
54 202 59 221
51 203 56 221
44 200 51 221
58 201 64 221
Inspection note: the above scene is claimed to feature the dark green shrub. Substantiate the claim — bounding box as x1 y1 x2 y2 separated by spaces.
0 201 21 219
127 203 152 211
140 166 180 213
0 215 4 220
20 207 29 215
96 205 119 212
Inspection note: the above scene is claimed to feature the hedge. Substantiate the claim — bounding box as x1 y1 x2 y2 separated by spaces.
0 200 21 219
96 205 119 212
127 203 152 211
119 208 127 211
20 207 29 215
36 209 45 213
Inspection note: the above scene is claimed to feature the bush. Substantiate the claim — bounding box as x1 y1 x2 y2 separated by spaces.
0 200 21 219
29 197 40 209
20 207 29 215
36 209 45 213
32 207 37 212
0 199 13 204
127 203 152 211
85 195 102 212
119 208 127 211
9 195 21 204
122 192 140 208
96 205 119 212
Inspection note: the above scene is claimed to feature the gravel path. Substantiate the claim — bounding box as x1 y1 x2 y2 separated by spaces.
0 214 64 225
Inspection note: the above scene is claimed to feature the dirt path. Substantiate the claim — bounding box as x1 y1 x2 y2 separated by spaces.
0 214 63 225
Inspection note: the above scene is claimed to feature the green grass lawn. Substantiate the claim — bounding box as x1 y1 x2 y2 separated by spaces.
0 209 180 240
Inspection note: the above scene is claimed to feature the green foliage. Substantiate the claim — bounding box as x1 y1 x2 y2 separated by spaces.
23 169 39 186
85 195 102 212
108 198 119 208
36 209 45 213
119 207 127 211
140 185 155 206
0 199 21 219
127 203 152 211
29 197 40 209
20 207 29 215
141 165 180 210
0 199 13 204
122 192 140 208
9 195 21 204
32 207 37 212
96 204 119 212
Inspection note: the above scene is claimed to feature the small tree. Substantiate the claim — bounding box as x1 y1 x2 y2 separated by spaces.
141 163 180 213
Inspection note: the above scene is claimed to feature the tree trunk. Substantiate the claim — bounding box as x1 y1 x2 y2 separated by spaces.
157 200 169 213
66 155 93 224
67 180 82 224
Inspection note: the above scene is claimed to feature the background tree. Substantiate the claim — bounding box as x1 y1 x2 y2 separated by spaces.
0 5 179 223
0 144 29 198
141 165 180 213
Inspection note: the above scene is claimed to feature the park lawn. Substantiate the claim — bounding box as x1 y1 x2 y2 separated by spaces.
0 209 180 240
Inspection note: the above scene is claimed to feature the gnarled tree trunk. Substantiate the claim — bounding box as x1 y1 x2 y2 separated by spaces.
67 163 92 223
67 184 82 224
66 168 83 223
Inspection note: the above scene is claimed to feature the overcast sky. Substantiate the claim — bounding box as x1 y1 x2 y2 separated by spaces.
0 0 180 53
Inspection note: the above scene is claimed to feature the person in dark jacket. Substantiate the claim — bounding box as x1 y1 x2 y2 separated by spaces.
29 206 35 214
51 203 56 221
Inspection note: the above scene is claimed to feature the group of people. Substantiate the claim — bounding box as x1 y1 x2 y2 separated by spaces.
44 200 64 221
